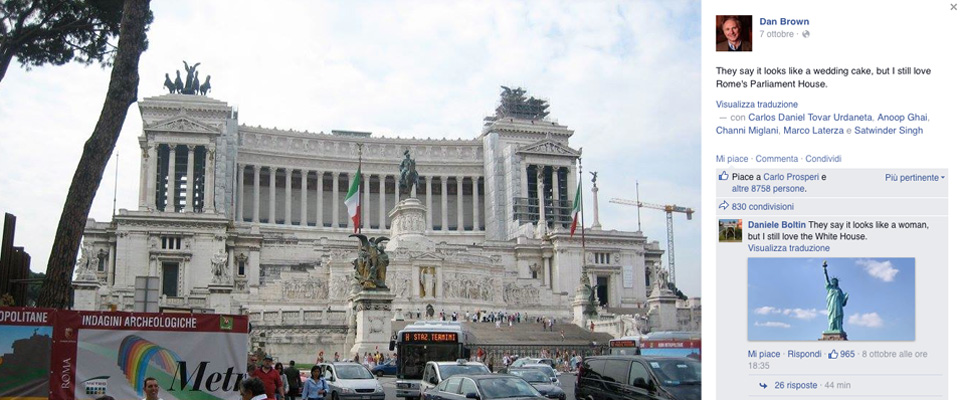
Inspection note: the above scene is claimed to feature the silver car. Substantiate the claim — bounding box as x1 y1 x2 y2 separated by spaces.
320 362 386 400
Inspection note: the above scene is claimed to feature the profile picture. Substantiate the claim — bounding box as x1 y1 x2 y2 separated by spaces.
718 219 742 242
716 15 752 52
748 258 915 341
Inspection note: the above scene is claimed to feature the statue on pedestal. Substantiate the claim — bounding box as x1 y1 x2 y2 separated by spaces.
399 150 419 197
823 260 849 334
162 61 211 96
350 234 390 290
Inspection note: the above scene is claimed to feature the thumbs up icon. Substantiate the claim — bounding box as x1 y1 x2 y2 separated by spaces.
719 171 729 181
828 350 839 359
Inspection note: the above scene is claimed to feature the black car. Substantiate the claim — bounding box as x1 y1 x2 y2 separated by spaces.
422 374 544 400
507 368 565 400
575 356 700 400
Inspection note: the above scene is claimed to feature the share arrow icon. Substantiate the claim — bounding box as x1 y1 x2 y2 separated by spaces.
759 383 768 389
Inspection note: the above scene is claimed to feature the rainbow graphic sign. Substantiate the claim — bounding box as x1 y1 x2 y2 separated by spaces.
117 335 184 395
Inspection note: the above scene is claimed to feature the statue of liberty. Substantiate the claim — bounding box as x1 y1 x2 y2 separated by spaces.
823 260 849 333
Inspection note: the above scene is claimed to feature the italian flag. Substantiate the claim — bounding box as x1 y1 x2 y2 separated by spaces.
344 168 361 233
570 180 582 237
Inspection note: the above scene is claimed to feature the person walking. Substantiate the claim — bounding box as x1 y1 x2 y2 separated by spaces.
251 356 284 400
302 365 329 400
284 361 300 400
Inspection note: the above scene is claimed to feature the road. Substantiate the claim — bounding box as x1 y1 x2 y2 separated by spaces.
377 372 577 400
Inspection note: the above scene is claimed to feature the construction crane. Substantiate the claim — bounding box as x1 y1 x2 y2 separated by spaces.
609 198 694 284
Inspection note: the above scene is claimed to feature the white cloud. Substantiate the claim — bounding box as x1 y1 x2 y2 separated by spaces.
786 308 820 320
754 306 779 315
856 259 899 282
755 306 820 320
848 312 884 328
754 321 791 328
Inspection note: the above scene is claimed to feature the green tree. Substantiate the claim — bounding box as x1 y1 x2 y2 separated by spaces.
0 0 151 86
37 0 150 309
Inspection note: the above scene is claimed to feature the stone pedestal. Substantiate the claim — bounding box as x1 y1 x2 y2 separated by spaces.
208 284 234 314
572 297 593 328
349 289 395 356
647 285 679 331
819 332 848 341
72 279 101 311
385 198 434 253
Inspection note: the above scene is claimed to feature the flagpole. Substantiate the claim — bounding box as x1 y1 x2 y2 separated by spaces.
357 143 363 236
578 156 586 266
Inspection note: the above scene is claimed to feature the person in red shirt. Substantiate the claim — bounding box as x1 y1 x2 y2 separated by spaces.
251 356 285 400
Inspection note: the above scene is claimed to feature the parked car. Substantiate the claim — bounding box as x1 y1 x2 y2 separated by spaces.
422 374 543 400
509 364 561 386
371 359 397 377
319 362 386 400
420 360 491 397
510 357 556 369
575 356 700 400
506 368 565 400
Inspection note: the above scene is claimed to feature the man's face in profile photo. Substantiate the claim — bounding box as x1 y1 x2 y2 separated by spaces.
723 18 740 43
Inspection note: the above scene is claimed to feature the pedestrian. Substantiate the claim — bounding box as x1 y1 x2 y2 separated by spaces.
275 362 287 400
590 321 595 332
316 351 324 365
251 356 284 400
239 377 267 400
284 361 300 400
542 320 546 331
302 365 329 400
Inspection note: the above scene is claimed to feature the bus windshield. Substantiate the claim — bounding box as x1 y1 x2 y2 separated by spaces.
398 343 460 380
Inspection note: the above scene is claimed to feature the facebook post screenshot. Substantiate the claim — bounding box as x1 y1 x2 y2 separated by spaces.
704 1 958 399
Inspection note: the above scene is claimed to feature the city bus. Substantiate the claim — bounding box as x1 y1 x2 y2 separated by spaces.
609 331 701 360
389 321 474 399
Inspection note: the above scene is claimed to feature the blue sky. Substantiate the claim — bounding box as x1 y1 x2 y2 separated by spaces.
748 258 916 341
0 1 702 295
0 325 53 354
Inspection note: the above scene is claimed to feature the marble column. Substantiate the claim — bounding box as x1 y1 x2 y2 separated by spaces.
394 176 400 206
315 171 324 227
237 164 245 222
440 176 449 231
166 144 176 212
139 146 149 210
379 176 386 229
186 146 196 212
146 144 158 210
268 167 277 224
456 176 464 231
284 168 292 224
519 162 528 199
591 180 602 229
472 177 479 231
567 166 577 209
536 165 546 234
203 145 215 213
551 166 561 226
252 166 261 223
425 176 433 230
331 172 340 228
363 173 371 230
300 170 308 226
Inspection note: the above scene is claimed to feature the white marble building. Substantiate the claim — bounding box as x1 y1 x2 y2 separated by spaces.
73 91 665 333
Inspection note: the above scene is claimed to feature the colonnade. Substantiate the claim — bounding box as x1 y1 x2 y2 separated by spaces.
235 165 484 231
142 143 214 213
